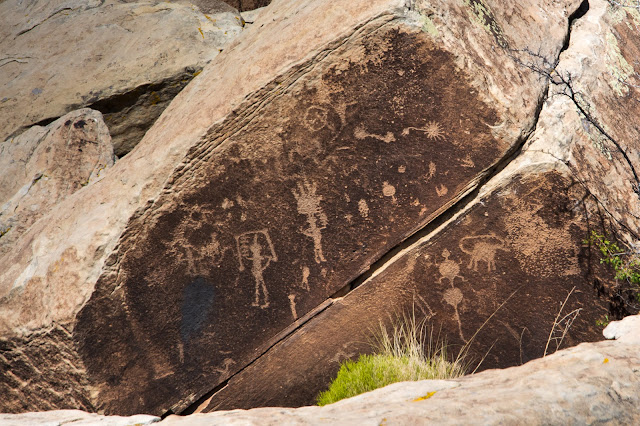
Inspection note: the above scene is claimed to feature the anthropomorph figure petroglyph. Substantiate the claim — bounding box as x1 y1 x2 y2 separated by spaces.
236 229 277 308
292 180 328 263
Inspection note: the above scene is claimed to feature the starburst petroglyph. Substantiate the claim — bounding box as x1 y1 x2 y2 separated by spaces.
402 120 446 140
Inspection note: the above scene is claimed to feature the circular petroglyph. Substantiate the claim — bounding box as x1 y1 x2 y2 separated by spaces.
304 106 330 131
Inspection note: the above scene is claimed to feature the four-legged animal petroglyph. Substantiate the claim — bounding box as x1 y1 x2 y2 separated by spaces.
460 233 507 272
236 229 277 308
292 180 328 263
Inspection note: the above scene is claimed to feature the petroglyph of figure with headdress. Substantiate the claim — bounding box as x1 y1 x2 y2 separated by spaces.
292 180 328 263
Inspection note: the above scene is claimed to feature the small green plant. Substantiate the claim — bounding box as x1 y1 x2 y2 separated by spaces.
316 313 468 406
317 290 520 406
585 230 640 298
596 314 610 328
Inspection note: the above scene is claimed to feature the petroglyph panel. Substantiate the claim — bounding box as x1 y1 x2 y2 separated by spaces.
74 24 508 415
201 170 614 411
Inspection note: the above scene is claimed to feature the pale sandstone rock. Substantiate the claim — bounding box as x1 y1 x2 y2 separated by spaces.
0 109 114 258
0 410 159 426
524 0 640 241
604 314 640 344
0 0 243 156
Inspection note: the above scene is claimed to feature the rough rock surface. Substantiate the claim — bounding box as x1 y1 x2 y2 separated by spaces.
2 315 639 424
0 0 243 156
523 0 640 242
161 316 640 424
1 0 639 419
0 109 114 258
220 0 270 12
0 410 159 426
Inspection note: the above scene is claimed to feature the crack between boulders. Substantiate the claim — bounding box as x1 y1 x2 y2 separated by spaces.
508 0 640 238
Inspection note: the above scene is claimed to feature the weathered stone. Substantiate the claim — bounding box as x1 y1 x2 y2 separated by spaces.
0 0 243 156
0 410 159 426
3 0 634 418
69 0 584 416
220 0 271 12
523 0 640 240
0 109 114 258
162 317 640 424
3 316 640 424
196 164 614 411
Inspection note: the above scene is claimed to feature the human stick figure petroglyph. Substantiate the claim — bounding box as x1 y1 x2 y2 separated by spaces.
236 229 277 308
300 265 310 291
292 180 327 263
459 233 507 272
402 121 446 140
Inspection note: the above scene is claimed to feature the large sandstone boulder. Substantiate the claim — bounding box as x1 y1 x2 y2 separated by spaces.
1 0 638 419
0 109 114 259
0 0 243 157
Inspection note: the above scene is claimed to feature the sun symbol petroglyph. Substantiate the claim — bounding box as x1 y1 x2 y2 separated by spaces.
292 180 328 263
236 229 277 308
402 121 446 140
459 233 507 272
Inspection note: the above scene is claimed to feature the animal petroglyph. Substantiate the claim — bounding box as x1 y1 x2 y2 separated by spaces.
354 124 396 143
292 180 328 263
460 233 507 272
402 121 446 140
213 358 235 376
236 229 277 308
